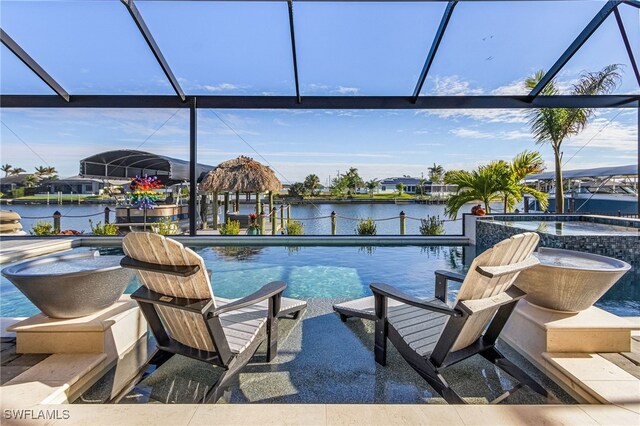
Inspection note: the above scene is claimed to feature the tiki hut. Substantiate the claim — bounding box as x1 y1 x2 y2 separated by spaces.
201 156 282 228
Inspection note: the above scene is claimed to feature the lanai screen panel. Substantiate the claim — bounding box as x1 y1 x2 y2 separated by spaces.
0 0 174 95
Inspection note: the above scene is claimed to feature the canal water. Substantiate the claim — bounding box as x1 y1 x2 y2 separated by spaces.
1 202 464 235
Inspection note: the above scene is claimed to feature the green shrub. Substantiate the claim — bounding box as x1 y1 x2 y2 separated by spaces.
286 220 304 235
89 220 119 236
419 216 445 236
11 188 25 198
31 221 54 236
219 219 240 235
356 217 377 235
152 218 178 236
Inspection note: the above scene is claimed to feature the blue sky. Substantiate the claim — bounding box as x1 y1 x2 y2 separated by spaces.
1 0 638 185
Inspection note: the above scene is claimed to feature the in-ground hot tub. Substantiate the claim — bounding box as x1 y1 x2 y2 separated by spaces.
1 251 133 318
514 247 631 313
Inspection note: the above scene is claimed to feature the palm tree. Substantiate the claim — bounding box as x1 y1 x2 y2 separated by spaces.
396 182 404 195
303 174 320 196
428 163 445 183
365 179 379 198
23 174 39 188
501 151 549 213
444 161 511 218
9 167 26 175
417 177 427 198
525 64 621 213
1 164 13 177
34 166 48 177
343 167 364 195
45 166 57 176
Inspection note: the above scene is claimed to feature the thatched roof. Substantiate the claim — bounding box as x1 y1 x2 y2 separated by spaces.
201 156 282 193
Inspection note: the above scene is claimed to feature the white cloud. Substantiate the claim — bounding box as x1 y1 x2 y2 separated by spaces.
450 128 531 140
421 108 529 124
563 118 637 152
428 75 484 96
491 80 528 96
336 86 359 95
203 83 240 92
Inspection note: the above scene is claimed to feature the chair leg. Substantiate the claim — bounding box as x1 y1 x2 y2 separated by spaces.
204 332 264 404
374 318 388 366
290 307 306 320
387 327 466 404
481 347 556 401
266 316 278 362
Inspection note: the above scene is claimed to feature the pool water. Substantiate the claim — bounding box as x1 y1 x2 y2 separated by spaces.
1 244 637 318
497 220 638 236
0 245 467 318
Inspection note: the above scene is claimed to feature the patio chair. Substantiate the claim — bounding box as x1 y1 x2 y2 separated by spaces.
335 232 552 404
120 232 306 403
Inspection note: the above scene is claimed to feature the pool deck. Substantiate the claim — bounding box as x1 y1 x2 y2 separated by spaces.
1 236 638 425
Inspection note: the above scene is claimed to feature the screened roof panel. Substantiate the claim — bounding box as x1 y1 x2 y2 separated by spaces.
136 1 295 96
0 0 174 95
560 11 640 95
294 1 447 95
421 1 610 96
0 44 56 95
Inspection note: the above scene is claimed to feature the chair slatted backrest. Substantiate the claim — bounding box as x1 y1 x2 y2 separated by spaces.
122 232 216 352
448 232 539 352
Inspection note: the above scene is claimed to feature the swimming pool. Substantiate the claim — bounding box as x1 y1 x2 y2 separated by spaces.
1 243 636 318
0 245 467 318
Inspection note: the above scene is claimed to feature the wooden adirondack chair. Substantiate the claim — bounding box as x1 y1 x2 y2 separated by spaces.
349 232 551 403
120 232 306 403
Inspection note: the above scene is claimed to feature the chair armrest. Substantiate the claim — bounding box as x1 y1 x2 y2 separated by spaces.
213 281 287 316
476 256 539 278
370 283 462 317
121 256 201 277
457 285 526 315
434 270 466 302
131 286 214 314
434 270 465 283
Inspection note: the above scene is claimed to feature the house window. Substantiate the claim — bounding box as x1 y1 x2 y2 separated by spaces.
382 186 386 191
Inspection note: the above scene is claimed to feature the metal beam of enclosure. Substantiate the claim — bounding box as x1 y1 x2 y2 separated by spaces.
0 29 69 102
2 95 638 109
528 0 622 98
412 1 457 102
613 7 640 87
189 98 197 236
622 0 640 8
287 0 301 103
121 0 186 102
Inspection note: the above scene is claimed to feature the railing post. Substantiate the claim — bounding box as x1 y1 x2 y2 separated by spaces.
331 211 337 235
212 192 218 229
53 211 61 233
400 211 406 235
260 209 266 235
271 207 277 235
280 205 284 231
104 207 110 224
523 196 530 213
287 204 291 226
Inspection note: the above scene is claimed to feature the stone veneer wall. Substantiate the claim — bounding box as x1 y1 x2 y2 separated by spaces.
475 215 640 269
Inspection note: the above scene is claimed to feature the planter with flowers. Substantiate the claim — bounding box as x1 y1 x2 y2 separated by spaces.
247 213 260 235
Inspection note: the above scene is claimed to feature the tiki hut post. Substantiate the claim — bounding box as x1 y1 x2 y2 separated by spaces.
255 192 261 215
224 192 230 223
212 192 218 229
268 191 274 215
235 190 240 213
